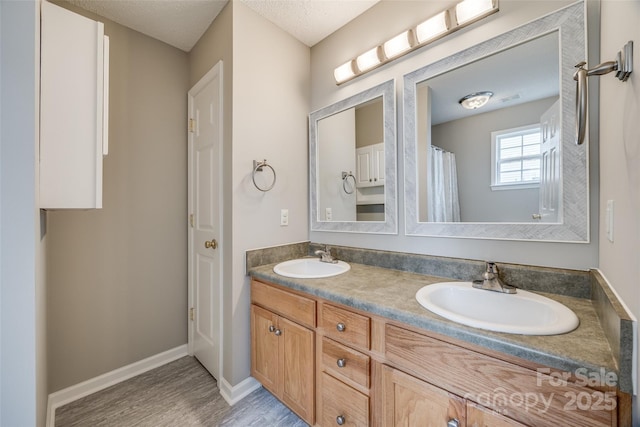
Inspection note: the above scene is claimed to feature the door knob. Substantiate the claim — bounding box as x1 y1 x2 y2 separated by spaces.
204 239 217 249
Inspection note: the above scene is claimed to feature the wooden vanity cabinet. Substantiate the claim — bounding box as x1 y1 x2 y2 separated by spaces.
467 402 528 427
382 364 466 426
250 279 624 427
250 281 315 424
317 303 373 427
384 324 617 427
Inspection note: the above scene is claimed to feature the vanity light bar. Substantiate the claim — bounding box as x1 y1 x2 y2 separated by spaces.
334 0 498 85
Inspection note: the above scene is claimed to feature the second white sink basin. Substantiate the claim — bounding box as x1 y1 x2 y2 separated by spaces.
415 282 579 335
274 258 350 279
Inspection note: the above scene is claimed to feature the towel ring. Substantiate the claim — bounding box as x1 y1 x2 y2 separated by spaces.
573 41 633 145
342 171 356 194
252 159 276 192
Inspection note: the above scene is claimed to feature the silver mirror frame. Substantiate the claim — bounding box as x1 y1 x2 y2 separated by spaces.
310 79 398 234
403 2 589 242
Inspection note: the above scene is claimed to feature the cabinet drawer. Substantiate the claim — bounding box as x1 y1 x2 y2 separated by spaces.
321 372 369 427
251 280 315 328
385 324 614 427
320 304 370 350
321 337 370 389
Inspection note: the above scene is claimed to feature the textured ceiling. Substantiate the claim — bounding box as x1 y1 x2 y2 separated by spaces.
67 0 380 52
239 0 379 47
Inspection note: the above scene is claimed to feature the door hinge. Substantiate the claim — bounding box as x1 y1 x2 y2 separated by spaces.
189 214 194 228
189 307 195 321
188 118 196 133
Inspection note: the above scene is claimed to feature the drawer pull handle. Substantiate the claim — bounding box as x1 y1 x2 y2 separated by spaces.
274 329 282 336
336 415 345 425
269 325 275 333
447 419 460 427
336 358 346 368
336 323 346 332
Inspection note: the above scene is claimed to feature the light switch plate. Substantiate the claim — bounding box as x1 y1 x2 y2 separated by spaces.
325 208 332 221
606 200 614 242
280 209 289 226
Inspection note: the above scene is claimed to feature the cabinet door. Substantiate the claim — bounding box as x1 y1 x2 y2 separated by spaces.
280 316 315 424
382 365 465 427
468 402 528 427
373 143 385 185
40 1 108 209
250 304 279 394
356 147 373 187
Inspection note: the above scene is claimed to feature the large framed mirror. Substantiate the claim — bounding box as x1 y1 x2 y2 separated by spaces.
310 79 397 234
404 2 589 241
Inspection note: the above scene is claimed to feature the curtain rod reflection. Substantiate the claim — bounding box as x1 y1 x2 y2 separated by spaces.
430 145 452 153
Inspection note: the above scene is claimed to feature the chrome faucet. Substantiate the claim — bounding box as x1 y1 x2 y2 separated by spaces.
472 262 517 294
314 245 338 264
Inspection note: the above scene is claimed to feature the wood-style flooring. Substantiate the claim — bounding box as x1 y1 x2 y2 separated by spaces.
55 356 308 427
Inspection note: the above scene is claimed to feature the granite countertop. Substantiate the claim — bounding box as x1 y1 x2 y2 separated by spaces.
249 260 617 383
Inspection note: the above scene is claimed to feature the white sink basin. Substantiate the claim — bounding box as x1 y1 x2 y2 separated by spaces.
415 282 579 335
273 258 350 279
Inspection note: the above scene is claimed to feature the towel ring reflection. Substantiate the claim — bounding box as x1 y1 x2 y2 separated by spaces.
252 159 276 192
342 171 356 194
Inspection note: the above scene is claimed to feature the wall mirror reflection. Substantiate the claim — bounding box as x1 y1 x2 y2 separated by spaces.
310 79 397 234
417 32 560 224
404 2 589 241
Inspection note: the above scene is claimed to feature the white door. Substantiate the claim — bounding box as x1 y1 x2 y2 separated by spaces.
188 62 223 379
538 100 561 223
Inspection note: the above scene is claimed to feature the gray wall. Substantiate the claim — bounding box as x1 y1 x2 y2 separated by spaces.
0 1 43 425
189 1 310 387
47 1 189 392
355 99 383 148
598 0 640 422
230 1 310 386
309 0 597 270
431 97 556 222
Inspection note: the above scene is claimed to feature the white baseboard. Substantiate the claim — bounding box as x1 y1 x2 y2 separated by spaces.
219 376 262 406
46 344 188 427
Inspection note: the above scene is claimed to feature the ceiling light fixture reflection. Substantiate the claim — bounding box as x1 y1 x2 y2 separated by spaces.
459 91 493 109
333 0 498 85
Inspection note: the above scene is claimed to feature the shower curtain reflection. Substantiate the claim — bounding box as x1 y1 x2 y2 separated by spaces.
427 146 461 222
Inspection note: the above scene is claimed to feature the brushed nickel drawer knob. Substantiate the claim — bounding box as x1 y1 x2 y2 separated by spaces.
336 415 345 425
447 419 460 427
269 325 275 333
336 322 346 332
274 329 282 336
336 358 346 368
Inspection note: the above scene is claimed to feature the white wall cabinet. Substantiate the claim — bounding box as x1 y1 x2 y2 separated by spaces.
355 142 384 205
40 1 109 209
355 142 384 188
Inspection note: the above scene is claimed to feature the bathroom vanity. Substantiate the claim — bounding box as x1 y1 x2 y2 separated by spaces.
248 245 632 427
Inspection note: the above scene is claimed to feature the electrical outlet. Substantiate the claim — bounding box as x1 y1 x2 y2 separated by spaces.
280 209 289 226
325 208 332 221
